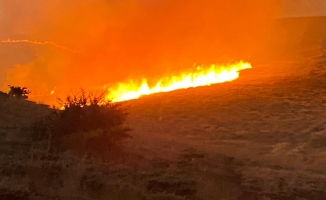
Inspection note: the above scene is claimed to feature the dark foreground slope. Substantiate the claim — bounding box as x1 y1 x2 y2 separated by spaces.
0 94 51 200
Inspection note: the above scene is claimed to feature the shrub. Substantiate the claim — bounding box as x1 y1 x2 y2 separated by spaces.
34 89 131 159
8 85 31 99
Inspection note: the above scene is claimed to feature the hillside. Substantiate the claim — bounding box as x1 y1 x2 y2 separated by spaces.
123 46 326 199
1 16 326 199
1 45 326 199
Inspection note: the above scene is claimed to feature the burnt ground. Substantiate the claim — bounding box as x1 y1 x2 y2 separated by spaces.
1 49 326 199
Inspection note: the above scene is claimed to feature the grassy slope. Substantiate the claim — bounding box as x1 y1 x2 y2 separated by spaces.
0 95 52 200
0 94 50 127
1 48 325 200
0 17 326 199
125 46 326 199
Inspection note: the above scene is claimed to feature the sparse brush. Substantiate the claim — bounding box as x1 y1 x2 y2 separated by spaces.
33 89 131 161
7 85 31 99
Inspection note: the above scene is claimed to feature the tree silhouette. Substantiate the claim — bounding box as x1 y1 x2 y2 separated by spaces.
8 85 31 99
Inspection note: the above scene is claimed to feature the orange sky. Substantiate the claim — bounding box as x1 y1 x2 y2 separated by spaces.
0 0 322 104
280 0 326 17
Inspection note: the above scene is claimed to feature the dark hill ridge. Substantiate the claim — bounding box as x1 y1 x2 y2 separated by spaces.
0 93 50 128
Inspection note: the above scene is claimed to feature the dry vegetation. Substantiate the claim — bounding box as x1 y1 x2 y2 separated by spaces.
1 17 326 200
1 47 326 199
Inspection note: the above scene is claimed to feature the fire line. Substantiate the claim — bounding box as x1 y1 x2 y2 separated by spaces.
0 39 76 53
106 61 252 102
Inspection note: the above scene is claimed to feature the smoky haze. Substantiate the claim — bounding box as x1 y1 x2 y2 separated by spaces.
1 0 280 102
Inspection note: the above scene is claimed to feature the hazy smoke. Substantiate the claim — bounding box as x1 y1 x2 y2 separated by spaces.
0 0 280 104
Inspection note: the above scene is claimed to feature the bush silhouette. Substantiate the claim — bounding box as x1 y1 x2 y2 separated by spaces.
8 85 31 99
34 90 131 159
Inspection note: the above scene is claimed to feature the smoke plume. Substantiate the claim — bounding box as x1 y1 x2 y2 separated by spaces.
0 0 280 104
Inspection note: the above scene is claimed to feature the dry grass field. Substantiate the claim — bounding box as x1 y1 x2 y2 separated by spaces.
1 16 326 200
1 46 326 199
122 46 326 199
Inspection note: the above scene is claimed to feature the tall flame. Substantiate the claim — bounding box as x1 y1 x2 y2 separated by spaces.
0 39 76 53
106 61 252 102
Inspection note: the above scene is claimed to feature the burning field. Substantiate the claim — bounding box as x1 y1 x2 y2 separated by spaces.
1 0 326 199
1 45 326 199
0 0 279 104
105 61 252 102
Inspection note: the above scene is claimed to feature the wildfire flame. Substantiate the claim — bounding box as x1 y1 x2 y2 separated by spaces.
0 39 76 53
106 61 252 102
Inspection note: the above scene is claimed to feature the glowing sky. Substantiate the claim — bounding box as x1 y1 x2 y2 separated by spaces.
1 0 325 37
0 1 3 29
280 0 326 17
0 0 326 104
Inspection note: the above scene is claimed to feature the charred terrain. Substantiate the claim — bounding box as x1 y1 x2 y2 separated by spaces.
1 17 326 200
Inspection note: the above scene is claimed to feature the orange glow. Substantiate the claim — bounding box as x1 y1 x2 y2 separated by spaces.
1 1 279 107
106 61 252 102
0 39 76 53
